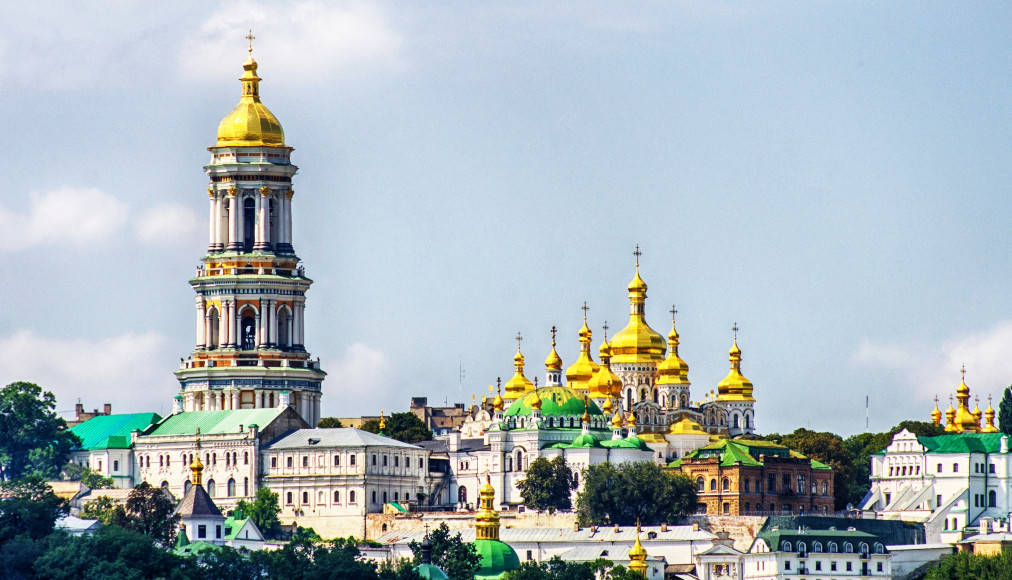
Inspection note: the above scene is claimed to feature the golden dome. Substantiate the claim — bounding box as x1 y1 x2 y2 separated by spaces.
944 400 958 433
628 522 648 576
545 330 563 371
475 474 501 541
565 317 599 390
716 338 755 402
215 54 286 148
503 347 534 398
983 397 999 433
588 340 623 400
657 319 689 385
609 266 665 365
953 369 981 433
492 384 504 412
189 452 204 485
602 397 614 414
930 397 942 426
611 410 624 428
669 416 706 435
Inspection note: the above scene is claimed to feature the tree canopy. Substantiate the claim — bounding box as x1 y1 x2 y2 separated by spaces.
63 464 114 489
235 487 282 539
124 482 180 544
576 461 696 526
0 382 80 481
503 556 641 580
362 412 433 444
999 386 1012 437
409 522 481 580
0 476 69 544
516 456 576 514
317 417 344 428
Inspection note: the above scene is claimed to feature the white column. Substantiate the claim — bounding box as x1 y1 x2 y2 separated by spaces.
234 302 242 348
196 297 206 349
227 191 241 251
258 188 270 250
313 394 321 427
218 303 228 350
256 311 265 348
208 191 217 252
294 301 304 346
205 310 212 349
253 194 263 249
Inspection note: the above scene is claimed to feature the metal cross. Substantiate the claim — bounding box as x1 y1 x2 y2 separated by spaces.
602 321 609 341
633 244 642 267
515 332 523 350
670 304 678 323
550 325 557 346
961 364 966 382
245 30 256 55
581 301 589 320
732 322 739 340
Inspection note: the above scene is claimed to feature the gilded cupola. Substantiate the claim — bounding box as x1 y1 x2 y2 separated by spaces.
609 248 666 365
716 326 755 402
503 334 534 398
588 330 623 400
628 521 648 576
953 367 981 433
944 396 957 433
983 396 1000 433
930 396 942 426
656 311 690 386
215 41 286 148
475 475 501 540
565 308 599 391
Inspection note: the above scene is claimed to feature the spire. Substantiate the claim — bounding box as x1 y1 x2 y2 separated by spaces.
565 304 599 390
190 428 204 486
609 247 665 364
657 305 690 388
984 395 1000 433
475 474 501 540
628 520 648 576
378 410 387 436
504 332 534 397
492 379 504 412
931 395 942 426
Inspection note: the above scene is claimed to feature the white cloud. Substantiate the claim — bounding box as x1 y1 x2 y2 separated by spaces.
134 204 201 246
852 321 1012 404
179 1 402 85
319 342 398 417
0 330 176 417
0 187 128 251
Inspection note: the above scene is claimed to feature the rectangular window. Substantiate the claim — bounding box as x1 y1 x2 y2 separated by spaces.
936 494 942 507
334 455 340 466
406 457 411 468
953 463 958 473
350 455 357 466
271 457 277 468
768 474 776 493
303 456 309 467
784 561 791 570
990 464 996 474
287 457 293 468
198 525 206 539
831 562 837 571
372 455 377 466
877 562 883 572
216 525 222 539
526 550 533 561
113 460 119 472
815 561 821 571
98 460 103 471
782 474 791 490
937 463 943 472
846 562 852 571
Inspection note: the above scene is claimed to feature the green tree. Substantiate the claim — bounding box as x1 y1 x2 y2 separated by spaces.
504 556 611 580
123 482 179 544
0 476 69 543
409 522 481 580
922 549 1012 580
33 525 200 580
362 412 433 444
67 466 114 489
80 496 129 527
235 486 282 539
516 456 576 514
0 382 80 481
318 417 344 428
999 386 1012 437
576 461 697 526
764 428 854 510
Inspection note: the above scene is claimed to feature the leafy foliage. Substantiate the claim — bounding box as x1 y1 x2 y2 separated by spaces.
763 428 854 510
922 549 1012 580
0 382 80 481
80 496 129 527
0 476 69 543
33 525 198 580
504 556 613 580
317 417 344 428
841 420 946 507
124 482 179 544
235 487 282 539
576 461 697 526
408 522 481 580
999 386 1012 437
63 464 114 489
362 412 433 444
516 456 577 514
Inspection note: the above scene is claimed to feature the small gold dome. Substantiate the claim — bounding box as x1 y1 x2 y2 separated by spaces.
657 320 689 385
602 398 614 413
716 338 755 402
983 398 1000 433
669 416 706 435
565 317 599 390
215 55 286 148
610 267 665 365
611 410 623 428
503 346 533 398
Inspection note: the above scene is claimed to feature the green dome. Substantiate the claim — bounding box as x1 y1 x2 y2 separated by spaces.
504 386 603 418
568 432 602 448
414 563 450 580
473 539 521 579
601 436 651 451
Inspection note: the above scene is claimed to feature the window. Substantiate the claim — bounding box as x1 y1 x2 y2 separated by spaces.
768 474 776 492
744 480 750 492
813 542 823 553
989 490 997 507
829 543 838 553
98 460 102 471
878 562 884 572
271 457 277 468
710 479 717 491
303 456 309 467
216 525 222 539
844 542 853 553
394 456 399 467
875 543 885 554
383 455 388 466
990 464 996 474
722 478 730 491
815 561 822 571
383 492 388 503
797 475 805 494
113 460 119 472
334 491 340 503
822 481 828 495
227 478 236 497
207 479 216 498
696 477 705 491
287 457 293 468
783 542 792 552
350 455 356 466
937 463 943 472
244 477 249 496
722 502 729 514
372 491 377 504
526 550 533 561
782 474 791 490
953 463 958 473
405 457 411 468
302 492 309 504
286 492 293 505
244 452 249 465
334 455 340 466
784 561 791 570
936 494 942 508
846 562 852 572
198 525 206 539
831 562 837 571
372 455 377 466
350 490 356 503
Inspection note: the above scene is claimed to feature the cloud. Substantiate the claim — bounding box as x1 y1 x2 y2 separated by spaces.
319 342 398 417
134 204 201 246
0 330 176 417
178 1 402 85
0 187 128 251
852 321 1012 404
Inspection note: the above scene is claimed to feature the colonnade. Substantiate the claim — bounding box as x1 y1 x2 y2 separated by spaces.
195 298 306 351
182 389 321 426
208 188 293 253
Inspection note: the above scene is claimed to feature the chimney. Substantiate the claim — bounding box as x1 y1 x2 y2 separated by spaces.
692 523 699 531
75 403 84 418
574 522 580 532
1002 436 1009 454
981 517 991 535
103 403 112 415
279 391 290 408
172 396 183 415
661 523 668 532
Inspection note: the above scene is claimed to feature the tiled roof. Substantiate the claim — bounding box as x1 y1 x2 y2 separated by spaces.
147 409 284 437
69 413 161 450
263 428 422 450
918 433 1005 454
174 484 223 519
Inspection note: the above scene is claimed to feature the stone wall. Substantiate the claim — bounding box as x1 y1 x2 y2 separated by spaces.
684 515 767 551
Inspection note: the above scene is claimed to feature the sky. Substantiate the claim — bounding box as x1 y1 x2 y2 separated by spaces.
1 1 1011 436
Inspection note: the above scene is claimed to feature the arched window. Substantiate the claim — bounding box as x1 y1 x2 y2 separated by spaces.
394 492 399 501
159 456 164 467
507 457 512 471
160 481 169 491
334 491 340 503
696 476 705 491
733 414 740 428
782 541 792 552
277 307 292 349
710 479 717 491
822 481 828 495
302 491 309 504
349 490 356 503
653 389 658 404
813 542 823 553
875 543 885 554
989 490 997 507
207 308 220 349
829 542 838 553
244 452 249 465
243 477 249 496
383 491 388 503
844 542 853 553
286 492 293 504
207 479 216 497
233 452 237 465
860 543 869 557
722 478 730 491
744 480 750 492
798 542 806 553
626 389 632 409
516 451 523 471
184 480 192 493
227 478 236 497
241 312 256 350
745 414 751 429
458 487 467 505
640 388 647 401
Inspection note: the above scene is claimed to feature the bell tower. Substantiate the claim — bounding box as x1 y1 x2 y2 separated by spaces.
175 40 326 426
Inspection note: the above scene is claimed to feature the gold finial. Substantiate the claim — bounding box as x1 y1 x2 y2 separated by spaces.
633 244 642 269
379 409 386 430
245 30 255 57
534 377 539 390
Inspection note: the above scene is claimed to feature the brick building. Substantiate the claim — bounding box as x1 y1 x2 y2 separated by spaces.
669 439 834 516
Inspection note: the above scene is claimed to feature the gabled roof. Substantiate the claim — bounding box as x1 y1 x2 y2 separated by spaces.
756 529 883 552
224 515 264 541
917 433 1005 454
70 413 162 450
263 428 422 450
147 408 284 437
174 484 223 519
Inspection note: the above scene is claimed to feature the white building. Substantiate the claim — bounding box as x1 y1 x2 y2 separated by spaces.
743 528 892 580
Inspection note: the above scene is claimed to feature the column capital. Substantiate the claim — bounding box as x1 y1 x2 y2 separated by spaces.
260 185 270 197
207 187 215 198
286 189 295 199
195 296 206 307
228 186 238 197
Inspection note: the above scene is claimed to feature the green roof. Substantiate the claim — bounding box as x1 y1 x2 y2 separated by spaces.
147 408 285 437
387 502 408 513
719 441 762 467
683 439 807 465
757 528 883 552
918 432 1005 454
599 436 651 451
504 387 603 418
174 540 223 557
473 539 520 579
70 413 162 450
415 563 450 580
